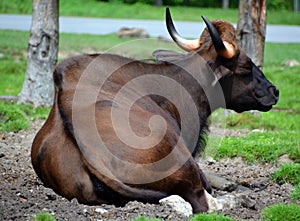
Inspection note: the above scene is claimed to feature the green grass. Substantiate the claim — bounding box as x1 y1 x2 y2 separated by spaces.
260 203 300 221
0 101 28 132
0 31 28 95
191 213 235 221
214 131 299 164
134 213 236 221
133 216 162 221
59 33 178 60
264 44 300 112
0 101 50 132
0 0 300 25
291 183 300 201
31 212 56 221
272 163 300 186
226 112 300 130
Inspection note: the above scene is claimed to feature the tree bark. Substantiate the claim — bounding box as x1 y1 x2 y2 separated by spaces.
154 0 163 6
222 0 229 9
18 0 59 107
183 0 190 6
237 0 266 69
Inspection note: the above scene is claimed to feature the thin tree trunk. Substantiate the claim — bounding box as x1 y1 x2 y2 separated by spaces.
237 0 266 69
154 0 162 6
183 0 190 6
18 0 59 107
222 0 229 9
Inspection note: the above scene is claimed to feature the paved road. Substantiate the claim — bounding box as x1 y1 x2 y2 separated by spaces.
1 14 300 43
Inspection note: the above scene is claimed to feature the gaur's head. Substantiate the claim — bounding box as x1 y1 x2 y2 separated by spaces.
165 8 279 113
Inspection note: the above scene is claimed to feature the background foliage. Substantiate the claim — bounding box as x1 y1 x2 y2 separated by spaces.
102 0 295 10
1 0 299 25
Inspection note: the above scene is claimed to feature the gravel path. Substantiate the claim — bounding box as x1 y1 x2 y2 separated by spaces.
0 120 294 221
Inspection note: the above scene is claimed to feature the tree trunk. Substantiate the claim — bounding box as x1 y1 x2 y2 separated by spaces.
154 0 163 6
18 0 59 107
237 0 266 69
222 0 229 9
183 0 190 6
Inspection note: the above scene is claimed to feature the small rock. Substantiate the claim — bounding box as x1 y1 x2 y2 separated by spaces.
284 59 299 67
236 185 251 192
46 193 57 200
277 154 293 166
19 197 28 203
157 35 172 42
251 129 264 133
217 194 241 210
204 172 238 191
95 207 108 214
240 194 256 209
231 156 244 166
205 191 223 212
117 27 149 38
281 183 294 191
206 157 216 165
70 198 79 205
159 195 193 217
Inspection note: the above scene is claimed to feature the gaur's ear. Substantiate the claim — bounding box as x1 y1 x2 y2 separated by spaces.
201 16 236 59
152 50 187 63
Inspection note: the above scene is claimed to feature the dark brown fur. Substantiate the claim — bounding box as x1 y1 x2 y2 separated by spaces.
31 19 278 214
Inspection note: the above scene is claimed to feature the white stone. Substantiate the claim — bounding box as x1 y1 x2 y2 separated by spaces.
159 195 193 217
284 59 299 67
206 157 216 165
95 208 108 214
204 190 241 212
217 194 241 210
204 190 223 212
251 129 264 133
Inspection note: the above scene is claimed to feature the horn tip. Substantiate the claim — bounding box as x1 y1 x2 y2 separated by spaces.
166 7 170 16
201 15 210 24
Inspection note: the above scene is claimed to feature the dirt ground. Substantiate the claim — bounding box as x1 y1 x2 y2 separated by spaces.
0 120 294 221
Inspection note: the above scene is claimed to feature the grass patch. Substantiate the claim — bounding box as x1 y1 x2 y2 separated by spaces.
31 212 56 221
133 216 162 221
134 213 237 221
59 33 178 60
191 213 235 221
0 31 28 95
0 101 50 132
260 203 300 221
0 0 300 25
291 183 300 201
272 163 300 186
0 101 28 132
214 131 299 164
226 112 300 131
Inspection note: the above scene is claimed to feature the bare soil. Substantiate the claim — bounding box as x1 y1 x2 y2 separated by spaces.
0 120 294 221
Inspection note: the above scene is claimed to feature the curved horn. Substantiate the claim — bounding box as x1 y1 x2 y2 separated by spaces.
201 16 235 58
166 8 201 51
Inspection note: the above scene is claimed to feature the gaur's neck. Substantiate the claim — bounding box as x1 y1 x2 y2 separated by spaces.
149 60 222 155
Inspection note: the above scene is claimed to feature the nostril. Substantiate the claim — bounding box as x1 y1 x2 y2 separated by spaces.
270 86 279 99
